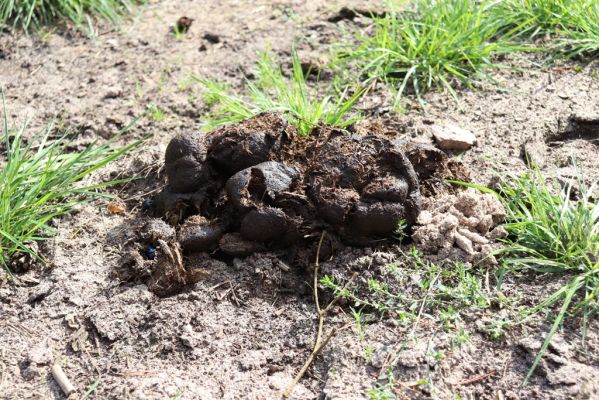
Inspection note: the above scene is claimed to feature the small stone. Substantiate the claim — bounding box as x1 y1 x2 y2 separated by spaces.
432 124 476 151
180 324 196 348
489 226 508 240
557 92 570 99
522 139 547 167
104 86 123 99
180 334 195 348
105 39 119 49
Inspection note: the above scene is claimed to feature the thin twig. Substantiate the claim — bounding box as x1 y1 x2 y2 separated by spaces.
459 369 496 385
395 379 420 394
283 232 353 399
283 232 326 398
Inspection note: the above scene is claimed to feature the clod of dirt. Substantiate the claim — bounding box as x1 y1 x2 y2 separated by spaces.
299 58 330 80
175 16 194 33
521 138 547 167
121 113 486 296
8 241 41 273
0 42 9 60
140 219 176 243
518 335 599 397
20 342 53 381
103 86 123 99
203 32 220 44
412 187 506 264
88 286 156 341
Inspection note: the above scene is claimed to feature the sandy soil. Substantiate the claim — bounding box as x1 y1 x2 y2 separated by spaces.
0 1 598 399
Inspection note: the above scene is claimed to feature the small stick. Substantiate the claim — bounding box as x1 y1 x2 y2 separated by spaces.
51 363 76 397
284 232 350 399
209 280 231 292
282 233 326 398
459 370 496 386
395 379 420 394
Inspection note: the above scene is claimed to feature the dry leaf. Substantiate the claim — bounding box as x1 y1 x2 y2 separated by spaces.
107 198 126 214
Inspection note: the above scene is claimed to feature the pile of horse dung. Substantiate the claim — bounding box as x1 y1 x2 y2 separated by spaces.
118 113 504 296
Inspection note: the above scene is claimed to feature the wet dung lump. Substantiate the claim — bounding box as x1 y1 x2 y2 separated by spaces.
155 113 422 253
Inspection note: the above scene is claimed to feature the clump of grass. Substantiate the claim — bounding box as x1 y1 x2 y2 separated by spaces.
458 166 598 383
0 96 141 271
553 1 599 58
497 167 598 383
367 368 398 400
339 0 523 105
496 0 599 57
147 103 167 122
194 49 365 136
496 0 579 38
499 169 598 274
0 0 145 32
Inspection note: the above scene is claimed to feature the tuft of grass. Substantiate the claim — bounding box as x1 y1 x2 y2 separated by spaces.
194 48 365 136
0 0 145 32
0 95 141 271
498 168 598 275
497 167 598 383
339 0 524 105
554 1 599 58
367 368 398 400
147 103 167 122
496 0 580 38
496 0 599 57
456 166 598 384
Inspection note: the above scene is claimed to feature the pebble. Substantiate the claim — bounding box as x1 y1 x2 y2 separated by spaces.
432 124 477 151
103 86 123 99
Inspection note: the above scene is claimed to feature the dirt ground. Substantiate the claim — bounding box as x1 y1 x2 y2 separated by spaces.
0 0 598 399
